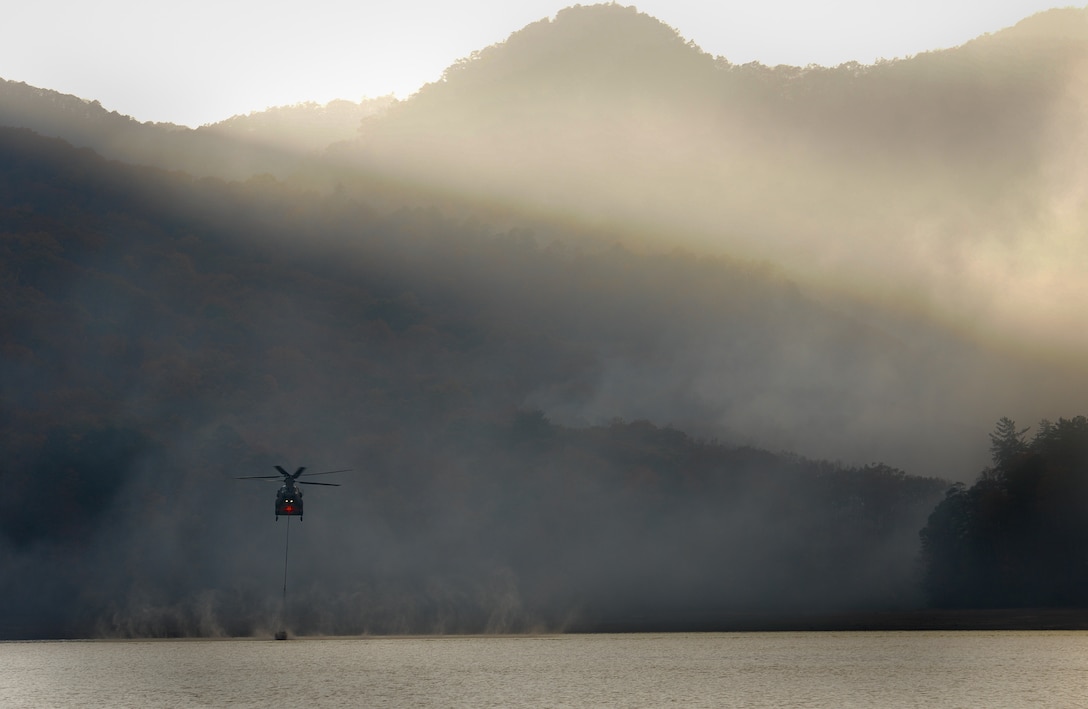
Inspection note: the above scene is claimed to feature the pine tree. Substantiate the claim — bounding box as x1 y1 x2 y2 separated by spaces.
988 417 1029 470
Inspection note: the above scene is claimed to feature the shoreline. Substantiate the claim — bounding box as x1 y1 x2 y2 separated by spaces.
6 609 1088 641
578 607 1088 633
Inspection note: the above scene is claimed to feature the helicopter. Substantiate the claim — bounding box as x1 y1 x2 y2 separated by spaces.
236 466 351 520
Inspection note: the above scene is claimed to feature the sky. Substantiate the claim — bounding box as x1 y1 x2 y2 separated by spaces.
1 1 1079 127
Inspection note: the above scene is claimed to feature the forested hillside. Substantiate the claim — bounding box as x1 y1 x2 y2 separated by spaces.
0 125 956 638
336 5 1088 357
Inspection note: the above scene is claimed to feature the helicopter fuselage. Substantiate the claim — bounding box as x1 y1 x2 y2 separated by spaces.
275 483 303 519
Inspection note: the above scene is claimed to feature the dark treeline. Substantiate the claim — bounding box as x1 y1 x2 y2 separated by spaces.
3 413 948 638
921 416 1088 609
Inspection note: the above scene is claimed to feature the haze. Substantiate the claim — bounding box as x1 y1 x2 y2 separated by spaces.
4 2 1088 639
1 0 1077 127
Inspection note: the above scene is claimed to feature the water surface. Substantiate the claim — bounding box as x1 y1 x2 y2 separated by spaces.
3 631 1087 708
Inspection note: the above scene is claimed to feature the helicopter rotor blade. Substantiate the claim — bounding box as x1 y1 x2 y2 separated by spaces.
298 469 353 478
298 481 341 486
237 467 351 481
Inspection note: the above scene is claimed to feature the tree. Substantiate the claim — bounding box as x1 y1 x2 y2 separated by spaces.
919 483 975 606
921 415 1088 608
988 416 1029 471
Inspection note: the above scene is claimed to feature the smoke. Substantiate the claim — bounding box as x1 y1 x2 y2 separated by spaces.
8 7 1088 638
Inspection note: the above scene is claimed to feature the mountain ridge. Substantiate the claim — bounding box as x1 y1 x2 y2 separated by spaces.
334 4 1088 361
5 6 1085 162
0 78 394 180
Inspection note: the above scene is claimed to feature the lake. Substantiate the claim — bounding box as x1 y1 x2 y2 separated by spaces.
3 632 1087 708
